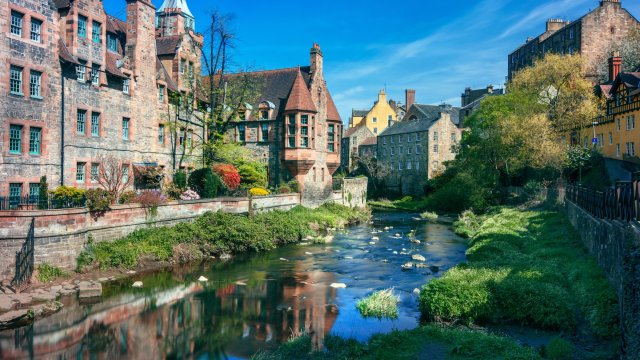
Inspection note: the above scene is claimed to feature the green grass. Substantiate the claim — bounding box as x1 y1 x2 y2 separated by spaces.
356 288 399 319
252 324 541 360
369 196 430 212
36 263 70 283
420 208 620 340
420 211 438 221
76 203 370 271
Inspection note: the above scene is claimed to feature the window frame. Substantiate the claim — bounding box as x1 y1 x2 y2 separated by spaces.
29 127 41 155
10 65 23 96
92 21 101 43
29 70 42 98
77 110 86 135
78 15 88 38
10 11 23 37
76 162 86 182
91 112 100 137
107 33 118 52
9 124 23 154
30 18 42 42
122 118 130 141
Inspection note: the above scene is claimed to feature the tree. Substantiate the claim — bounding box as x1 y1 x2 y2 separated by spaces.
354 155 389 195
594 28 640 82
97 155 133 202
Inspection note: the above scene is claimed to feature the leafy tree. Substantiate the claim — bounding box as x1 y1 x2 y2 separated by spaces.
38 176 48 210
595 28 640 82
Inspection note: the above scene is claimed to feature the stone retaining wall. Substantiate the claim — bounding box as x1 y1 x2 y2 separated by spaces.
565 201 640 359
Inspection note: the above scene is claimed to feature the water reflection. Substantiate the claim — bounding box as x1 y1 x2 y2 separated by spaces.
0 211 467 359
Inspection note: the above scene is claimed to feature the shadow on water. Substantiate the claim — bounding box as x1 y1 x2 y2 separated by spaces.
0 211 467 360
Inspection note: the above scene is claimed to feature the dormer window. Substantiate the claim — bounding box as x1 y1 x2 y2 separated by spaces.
107 34 117 52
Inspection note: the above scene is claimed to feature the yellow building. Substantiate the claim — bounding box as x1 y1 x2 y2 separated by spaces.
348 90 398 135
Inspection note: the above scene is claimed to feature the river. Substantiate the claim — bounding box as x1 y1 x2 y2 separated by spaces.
0 211 467 359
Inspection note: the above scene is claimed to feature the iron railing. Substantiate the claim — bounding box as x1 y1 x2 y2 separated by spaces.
566 172 640 222
0 194 86 211
11 218 35 291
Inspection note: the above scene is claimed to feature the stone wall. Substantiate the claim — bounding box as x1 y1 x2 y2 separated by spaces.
340 177 368 208
565 200 640 359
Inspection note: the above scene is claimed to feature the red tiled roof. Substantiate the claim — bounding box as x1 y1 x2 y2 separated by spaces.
106 16 127 34
105 52 126 78
360 137 378 146
58 39 77 64
156 58 179 92
326 90 342 121
156 36 182 56
285 69 317 113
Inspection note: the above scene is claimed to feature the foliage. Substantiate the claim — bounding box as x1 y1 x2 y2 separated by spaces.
453 210 483 238
36 263 69 282
119 190 136 204
249 187 270 196
595 28 640 82
133 165 164 190
369 197 430 212
134 190 168 218
287 180 301 193
424 171 493 213
188 168 223 198
85 189 114 213
356 289 399 319
277 185 292 194
173 171 187 190
75 203 369 270
214 164 241 190
38 176 48 210
541 337 575 360
180 189 201 201
239 164 268 189
96 155 133 201
49 186 86 206
163 183 184 200
420 208 620 339
420 211 438 221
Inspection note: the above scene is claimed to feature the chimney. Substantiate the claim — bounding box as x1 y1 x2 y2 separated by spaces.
405 89 416 112
546 18 569 33
378 89 387 104
126 0 155 76
310 43 323 76
600 0 621 7
609 51 622 82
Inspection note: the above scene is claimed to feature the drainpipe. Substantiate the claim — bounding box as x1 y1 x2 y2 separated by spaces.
60 65 65 186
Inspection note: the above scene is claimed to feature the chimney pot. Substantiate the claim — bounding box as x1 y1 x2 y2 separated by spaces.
405 89 416 112
609 51 622 82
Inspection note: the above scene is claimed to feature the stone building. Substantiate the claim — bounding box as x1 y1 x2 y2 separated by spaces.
459 85 504 127
348 90 398 135
340 124 374 173
376 103 461 196
1 0 205 199
358 136 377 160
508 0 639 81
225 44 343 206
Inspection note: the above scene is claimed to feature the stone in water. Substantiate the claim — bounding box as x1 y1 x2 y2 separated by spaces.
132 281 143 288
330 283 347 288
198 276 208 282
412 254 426 262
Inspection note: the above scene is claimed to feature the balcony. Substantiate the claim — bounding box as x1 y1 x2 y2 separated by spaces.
283 147 316 177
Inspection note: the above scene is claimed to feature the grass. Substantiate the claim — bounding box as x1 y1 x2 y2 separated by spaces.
356 288 399 319
252 324 542 360
76 203 370 271
420 208 620 340
369 196 430 212
420 210 438 221
36 263 70 283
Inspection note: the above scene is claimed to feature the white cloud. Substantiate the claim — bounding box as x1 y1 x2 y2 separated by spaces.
498 0 591 39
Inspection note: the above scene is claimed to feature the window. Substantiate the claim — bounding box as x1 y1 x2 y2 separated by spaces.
238 124 246 142
433 144 439 153
390 147 395 155
391 136 394 144
30 18 42 42
388 115 393 127
9 184 22 209
122 118 130 140
407 161 412 170
180 59 186 74
187 130 193 148
416 132 421 141
107 34 117 52
78 15 87 38
383 137 387 145
627 115 636 130
11 11 23 36
433 131 439 141
158 124 165 144
261 123 269 142
179 128 185 145
123 78 130 94
415 161 420 170
76 162 86 182
451 132 456 142
77 110 86 134
10 66 23 95
76 63 86 83
328 124 336 152
122 165 129 183
373 117 377 123
627 142 635 157
597 133 604 147
260 110 269 120
617 144 621 157
29 71 41 98
407 134 411 143
188 62 194 78
374 127 377 134
9 125 22 154
92 21 101 43
288 136 295 148
29 183 39 203
416 145 421 154
91 64 99 85
91 112 100 137
382 148 386 156
609 132 613 145
91 163 99 182
29 127 41 155
158 85 165 102
398 162 402 171
617 118 621 132
407 146 412 155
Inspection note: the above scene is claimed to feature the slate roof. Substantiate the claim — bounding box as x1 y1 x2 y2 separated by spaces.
352 109 369 117
105 52 125 78
156 36 182 56
380 104 460 137
360 137 378 146
343 124 373 138
326 91 341 121
156 58 178 92
58 39 77 64
106 16 127 34
53 0 70 9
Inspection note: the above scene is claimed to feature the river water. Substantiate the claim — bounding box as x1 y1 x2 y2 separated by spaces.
0 211 467 359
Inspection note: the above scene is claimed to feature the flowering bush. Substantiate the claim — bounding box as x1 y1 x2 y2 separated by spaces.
180 189 201 200
249 187 270 196
213 164 241 190
134 190 168 218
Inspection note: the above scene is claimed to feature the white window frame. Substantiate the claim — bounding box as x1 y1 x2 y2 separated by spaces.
10 65 23 95
11 11 23 37
76 63 86 83
78 15 87 38
91 66 100 86
30 18 42 42
76 162 86 182
29 71 41 98
123 78 130 94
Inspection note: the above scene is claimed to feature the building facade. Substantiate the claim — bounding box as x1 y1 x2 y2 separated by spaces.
1 0 204 198
508 0 639 81
340 125 375 173
225 44 343 206
459 85 504 127
376 104 461 196
347 90 398 135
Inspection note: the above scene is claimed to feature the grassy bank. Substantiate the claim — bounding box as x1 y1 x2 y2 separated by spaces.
253 324 542 360
420 208 619 341
368 197 430 212
76 203 370 271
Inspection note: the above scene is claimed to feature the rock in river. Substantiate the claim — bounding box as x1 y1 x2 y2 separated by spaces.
78 281 102 299
330 283 347 288
429 266 440 273
198 276 208 282
401 263 414 271
412 254 426 262
132 281 143 288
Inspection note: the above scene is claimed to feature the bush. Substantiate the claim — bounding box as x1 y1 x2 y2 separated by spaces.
239 164 267 189
49 186 86 208
356 289 400 319
135 190 167 218
277 185 292 194
287 180 300 193
36 263 69 282
38 176 48 210
542 337 574 360
250 187 270 196
85 189 114 212
420 211 438 221
188 168 223 198
180 189 200 200
164 183 184 200
214 164 241 190
425 172 491 213
173 171 187 190
119 190 136 204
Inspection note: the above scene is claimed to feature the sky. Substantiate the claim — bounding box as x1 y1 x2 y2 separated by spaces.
105 0 640 123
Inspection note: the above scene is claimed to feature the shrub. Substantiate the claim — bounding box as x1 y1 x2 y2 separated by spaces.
85 189 114 212
542 337 574 360
38 176 48 210
135 190 167 218
356 289 400 319
287 180 300 193
249 187 270 196
239 164 267 189
277 185 292 194
180 189 201 200
49 186 86 208
420 211 438 221
164 183 184 200
425 172 491 213
400 196 413 202
36 263 70 282
119 190 136 204
188 168 223 198
173 171 187 190
214 164 241 190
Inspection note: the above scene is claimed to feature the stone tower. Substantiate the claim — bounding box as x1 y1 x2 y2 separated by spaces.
156 0 196 37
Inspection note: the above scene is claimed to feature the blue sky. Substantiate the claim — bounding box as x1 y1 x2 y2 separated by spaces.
105 0 640 123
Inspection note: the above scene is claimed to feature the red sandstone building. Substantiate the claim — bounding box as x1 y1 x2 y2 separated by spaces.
0 0 204 199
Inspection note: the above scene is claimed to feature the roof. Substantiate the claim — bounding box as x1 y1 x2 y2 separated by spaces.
53 0 70 9
326 91 341 121
380 104 460 137
352 109 368 117
58 39 77 64
343 124 373 138
156 36 182 56
360 137 378 146
461 89 504 110
285 70 317 112
158 0 194 18
610 72 640 95
105 52 126 78
106 16 127 34
156 58 178 92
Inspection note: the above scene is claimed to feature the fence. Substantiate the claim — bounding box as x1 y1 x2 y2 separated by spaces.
566 172 640 222
10 218 35 291
0 194 86 211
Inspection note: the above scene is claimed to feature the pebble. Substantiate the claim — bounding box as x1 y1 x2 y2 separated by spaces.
412 254 426 262
330 283 347 289
344 256 354 259
132 281 143 288
393 251 398 254
0 297 14 312
235 281 247 286
413 288 421 295
220 254 232 261
50 285 62 292
98 278 109 283
127 270 137 275
305 252 313 255
372 237 379 241
63 284 76 291
279 258 288 262
198 276 208 282
14 294 32 306
59 289 76 296
369 242 376 245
